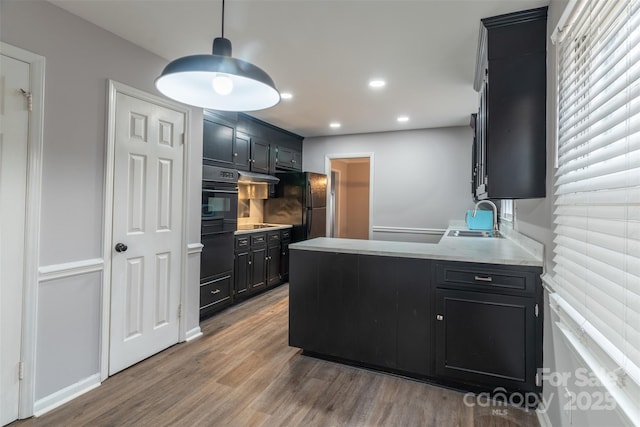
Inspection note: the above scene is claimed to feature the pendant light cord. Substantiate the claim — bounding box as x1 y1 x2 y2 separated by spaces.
221 0 225 38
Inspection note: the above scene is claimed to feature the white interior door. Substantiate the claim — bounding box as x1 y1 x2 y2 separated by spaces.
0 53 29 426
109 92 185 375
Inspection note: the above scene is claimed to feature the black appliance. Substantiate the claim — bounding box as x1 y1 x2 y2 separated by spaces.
200 165 238 316
264 172 327 242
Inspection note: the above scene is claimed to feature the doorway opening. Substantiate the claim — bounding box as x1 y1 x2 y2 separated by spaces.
328 157 371 240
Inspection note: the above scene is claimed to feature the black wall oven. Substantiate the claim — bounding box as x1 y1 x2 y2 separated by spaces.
200 165 238 318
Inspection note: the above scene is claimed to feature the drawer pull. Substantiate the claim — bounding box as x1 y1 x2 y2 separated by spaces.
474 275 493 282
210 289 221 295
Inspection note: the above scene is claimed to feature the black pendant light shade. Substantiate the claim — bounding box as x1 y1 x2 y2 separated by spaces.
155 2 280 111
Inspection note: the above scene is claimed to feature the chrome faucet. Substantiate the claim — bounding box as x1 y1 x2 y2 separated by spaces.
473 200 499 231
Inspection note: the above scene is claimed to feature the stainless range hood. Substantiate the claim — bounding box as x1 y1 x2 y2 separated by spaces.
237 170 280 184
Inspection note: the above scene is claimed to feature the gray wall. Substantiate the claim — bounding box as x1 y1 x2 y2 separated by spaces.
304 127 475 238
1 0 202 403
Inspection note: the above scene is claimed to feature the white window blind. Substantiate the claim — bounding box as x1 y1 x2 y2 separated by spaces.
553 0 640 401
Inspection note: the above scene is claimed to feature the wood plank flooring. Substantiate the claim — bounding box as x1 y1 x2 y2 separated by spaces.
12 284 540 427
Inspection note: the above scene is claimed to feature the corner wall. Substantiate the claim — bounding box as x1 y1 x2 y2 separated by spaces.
304 127 475 242
0 0 202 410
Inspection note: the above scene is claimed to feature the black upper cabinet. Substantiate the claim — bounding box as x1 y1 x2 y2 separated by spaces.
473 7 547 199
251 137 271 174
203 117 235 165
203 110 303 173
233 132 251 170
276 146 302 171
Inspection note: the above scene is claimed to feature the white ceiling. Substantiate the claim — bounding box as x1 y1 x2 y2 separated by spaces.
48 0 549 138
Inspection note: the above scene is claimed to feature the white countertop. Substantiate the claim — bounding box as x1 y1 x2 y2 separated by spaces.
235 224 293 235
290 228 543 267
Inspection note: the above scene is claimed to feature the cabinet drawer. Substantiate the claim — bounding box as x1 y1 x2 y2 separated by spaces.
436 262 535 293
268 231 281 246
281 229 291 241
200 275 232 309
251 233 267 248
235 236 250 251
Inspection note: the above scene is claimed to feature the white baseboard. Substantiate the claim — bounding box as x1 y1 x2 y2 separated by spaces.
33 373 101 416
185 326 202 342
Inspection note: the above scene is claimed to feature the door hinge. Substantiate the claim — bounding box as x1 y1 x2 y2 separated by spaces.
18 361 24 380
177 303 182 319
20 89 33 112
535 304 539 318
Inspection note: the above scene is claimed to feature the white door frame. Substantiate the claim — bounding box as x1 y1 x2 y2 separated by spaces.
102 80 191 380
325 153 374 240
0 42 45 419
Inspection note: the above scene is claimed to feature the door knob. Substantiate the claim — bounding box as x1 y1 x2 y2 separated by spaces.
115 243 128 253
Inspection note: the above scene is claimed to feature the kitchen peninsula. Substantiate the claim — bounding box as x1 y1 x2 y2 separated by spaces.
289 229 544 404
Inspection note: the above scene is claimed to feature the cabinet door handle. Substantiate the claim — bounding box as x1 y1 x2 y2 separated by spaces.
474 275 493 282
233 152 238 157
282 251 285 255
436 314 444 321
248 261 252 265
211 289 221 295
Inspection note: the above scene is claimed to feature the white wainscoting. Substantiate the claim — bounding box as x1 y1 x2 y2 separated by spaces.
38 258 105 283
371 226 446 244
187 243 204 255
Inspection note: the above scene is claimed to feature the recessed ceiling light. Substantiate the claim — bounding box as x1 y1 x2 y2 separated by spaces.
397 116 410 123
329 122 341 129
369 79 386 89
280 92 293 100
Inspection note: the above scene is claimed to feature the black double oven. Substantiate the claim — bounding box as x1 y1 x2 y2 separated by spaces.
200 165 238 316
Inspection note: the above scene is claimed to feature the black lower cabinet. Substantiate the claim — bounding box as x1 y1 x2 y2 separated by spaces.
358 255 431 373
289 249 321 352
200 273 232 318
289 250 543 403
249 246 267 292
289 250 432 376
234 251 250 298
317 252 360 360
233 230 290 304
266 245 281 286
435 289 536 393
280 239 290 281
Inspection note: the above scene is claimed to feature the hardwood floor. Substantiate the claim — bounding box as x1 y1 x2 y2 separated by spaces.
13 284 540 427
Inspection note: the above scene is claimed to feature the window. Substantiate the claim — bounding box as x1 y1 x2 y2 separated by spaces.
550 0 640 421
500 199 514 224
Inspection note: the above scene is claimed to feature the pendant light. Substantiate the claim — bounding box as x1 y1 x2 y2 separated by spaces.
155 0 280 111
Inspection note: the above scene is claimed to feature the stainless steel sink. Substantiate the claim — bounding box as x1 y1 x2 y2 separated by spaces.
447 229 502 238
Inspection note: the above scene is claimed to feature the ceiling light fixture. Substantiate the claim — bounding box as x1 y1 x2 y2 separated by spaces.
369 79 386 89
397 116 409 122
280 92 293 100
155 0 280 111
330 122 341 129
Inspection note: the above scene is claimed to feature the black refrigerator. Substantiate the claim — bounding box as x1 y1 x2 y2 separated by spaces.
264 172 327 242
